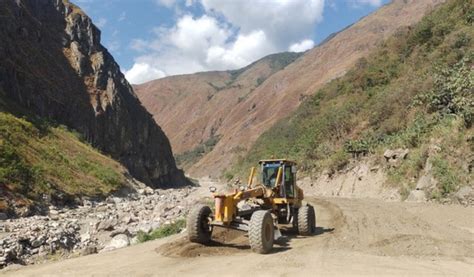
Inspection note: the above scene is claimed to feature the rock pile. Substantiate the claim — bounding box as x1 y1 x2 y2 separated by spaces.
0 187 197 268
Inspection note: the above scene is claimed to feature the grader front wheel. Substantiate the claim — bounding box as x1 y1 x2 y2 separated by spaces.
249 210 274 254
187 204 213 243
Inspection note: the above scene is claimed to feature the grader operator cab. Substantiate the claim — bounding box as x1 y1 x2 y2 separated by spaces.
187 159 316 254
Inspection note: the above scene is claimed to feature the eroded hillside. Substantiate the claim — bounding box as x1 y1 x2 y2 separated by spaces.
234 0 473 202
135 0 445 177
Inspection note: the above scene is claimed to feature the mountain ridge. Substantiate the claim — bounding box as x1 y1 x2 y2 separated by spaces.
135 0 445 178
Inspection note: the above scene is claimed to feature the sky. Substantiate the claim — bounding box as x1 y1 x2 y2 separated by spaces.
73 0 390 84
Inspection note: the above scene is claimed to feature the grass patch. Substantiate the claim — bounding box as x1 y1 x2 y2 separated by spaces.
0 104 126 213
137 219 186 242
431 157 459 196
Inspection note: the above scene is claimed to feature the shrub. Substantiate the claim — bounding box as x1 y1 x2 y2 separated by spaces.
223 171 234 181
137 219 186 242
431 157 459 196
417 54 473 127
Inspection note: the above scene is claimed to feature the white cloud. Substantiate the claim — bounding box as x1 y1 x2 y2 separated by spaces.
201 0 324 48
206 30 275 69
156 0 176 8
124 0 325 84
124 63 166 84
289 39 315 52
350 0 383 7
168 15 230 59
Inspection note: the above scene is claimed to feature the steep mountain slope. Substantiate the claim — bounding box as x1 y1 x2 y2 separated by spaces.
136 0 444 177
0 98 128 217
0 0 186 187
234 0 473 201
134 52 302 160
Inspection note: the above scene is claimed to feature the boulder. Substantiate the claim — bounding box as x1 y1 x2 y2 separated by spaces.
0 256 6 266
406 190 427 202
100 234 129 252
455 186 473 202
30 235 46 248
415 174 437 190
384 148 409 164
80 232 91 243
49 209 59 216
81 246 97 256
97 218 117 231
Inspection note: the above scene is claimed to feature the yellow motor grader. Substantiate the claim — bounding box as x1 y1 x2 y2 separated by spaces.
187 159 316 254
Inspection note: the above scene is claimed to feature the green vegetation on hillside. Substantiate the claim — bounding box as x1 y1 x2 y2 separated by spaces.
0 100 126 215
231 0 473 199
175 135 221 168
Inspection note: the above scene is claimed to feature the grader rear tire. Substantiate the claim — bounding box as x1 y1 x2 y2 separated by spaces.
249 210 274 254
187 204 212 243
298 205 316 236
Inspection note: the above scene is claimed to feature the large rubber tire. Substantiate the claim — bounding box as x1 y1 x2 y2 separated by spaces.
187 204 213 243
297 205 316 236
249 210 274 254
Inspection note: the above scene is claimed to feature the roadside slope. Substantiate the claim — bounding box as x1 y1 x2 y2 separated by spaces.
234 0 473 202
135 0 444 177
0 98 128 217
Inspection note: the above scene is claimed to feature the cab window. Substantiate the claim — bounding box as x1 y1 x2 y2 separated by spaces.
262 165 279 188
284 166 295 197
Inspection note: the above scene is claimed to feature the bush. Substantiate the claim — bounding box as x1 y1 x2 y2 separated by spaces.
223 171 234 181
429 55 473 126
431 157 459 196
137 219 186 243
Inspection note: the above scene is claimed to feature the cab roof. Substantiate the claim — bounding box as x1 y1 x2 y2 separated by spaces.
258 159 297 165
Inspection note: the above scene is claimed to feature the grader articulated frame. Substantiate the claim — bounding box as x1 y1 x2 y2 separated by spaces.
187 159 316 254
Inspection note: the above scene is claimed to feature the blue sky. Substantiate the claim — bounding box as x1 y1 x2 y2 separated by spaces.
73 0 389 84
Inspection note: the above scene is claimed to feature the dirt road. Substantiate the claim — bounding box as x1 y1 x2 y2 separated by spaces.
2 197 473 276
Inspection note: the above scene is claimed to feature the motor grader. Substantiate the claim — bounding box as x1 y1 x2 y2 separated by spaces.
187 159 316 254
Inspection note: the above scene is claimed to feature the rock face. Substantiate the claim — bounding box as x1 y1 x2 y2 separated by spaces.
0 0 186 187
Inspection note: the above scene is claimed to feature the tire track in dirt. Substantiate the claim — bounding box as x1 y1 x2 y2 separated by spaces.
157 197 474 261
309 198 474 260
4 197 474 276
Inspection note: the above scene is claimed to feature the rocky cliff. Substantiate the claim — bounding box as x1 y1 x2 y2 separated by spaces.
0 0 187 187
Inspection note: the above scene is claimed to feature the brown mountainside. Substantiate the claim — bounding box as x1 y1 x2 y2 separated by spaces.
135 0 444 178
0 0 187 187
